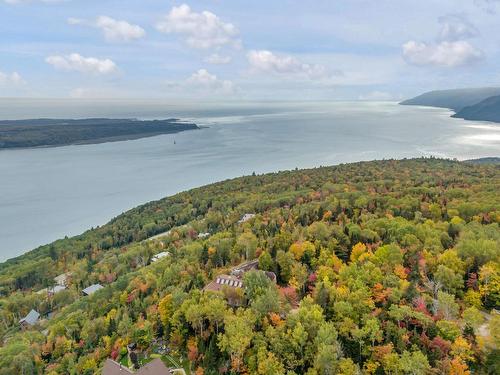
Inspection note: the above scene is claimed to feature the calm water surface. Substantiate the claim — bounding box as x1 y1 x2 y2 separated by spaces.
0 100 499 261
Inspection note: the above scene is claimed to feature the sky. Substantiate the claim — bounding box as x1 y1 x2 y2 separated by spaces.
1 0 500 100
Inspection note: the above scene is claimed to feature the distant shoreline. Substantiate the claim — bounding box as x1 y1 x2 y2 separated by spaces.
400 87 500 124
0 118 200 149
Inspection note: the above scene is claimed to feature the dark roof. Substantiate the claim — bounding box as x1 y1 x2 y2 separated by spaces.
102 359 134 375
231 259 259 274
102 358 174 375
19 309 40 326
265 271 277 283
136 358 174 375
48 285 67 294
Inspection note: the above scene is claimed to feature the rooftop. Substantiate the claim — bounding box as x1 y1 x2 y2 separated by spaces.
54 272 70 285
151 251 170 262
238 213 256 223
102 358 175 375
48 285 67 294
82 283 104 295
102 359 134 375
136 358 175 374
204 274 243 292
231 259 259 274
19 309 40 326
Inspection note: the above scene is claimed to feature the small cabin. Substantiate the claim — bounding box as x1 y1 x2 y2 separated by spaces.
19 309 40 329
151 251 170 263
48 284 67 296
54 272 70 286
82 283 104 296
238 213 256 223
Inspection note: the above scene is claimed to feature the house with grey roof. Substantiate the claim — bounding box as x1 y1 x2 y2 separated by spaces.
48 284 67 296
19 309 40 329
54 272 70 286
102 359 134 375
136 358 176 374
102 358 178 375
82 283 104 296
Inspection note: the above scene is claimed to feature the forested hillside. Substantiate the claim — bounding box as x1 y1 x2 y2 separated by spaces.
0 159 499 374
400 87 500 111
453 95 500 123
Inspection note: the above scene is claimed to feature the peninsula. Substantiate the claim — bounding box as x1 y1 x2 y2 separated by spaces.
400 87 500 124
0 118 199 149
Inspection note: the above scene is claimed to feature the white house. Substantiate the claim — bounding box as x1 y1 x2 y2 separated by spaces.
238 214 256 223
151 251 170 263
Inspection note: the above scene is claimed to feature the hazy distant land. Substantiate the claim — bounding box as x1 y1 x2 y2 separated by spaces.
0 118 199 149
464 156 500 164
401 87 500 124
453 95 500 123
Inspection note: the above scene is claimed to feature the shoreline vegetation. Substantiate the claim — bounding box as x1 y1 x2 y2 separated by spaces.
0 118 200 149
0 158 499 374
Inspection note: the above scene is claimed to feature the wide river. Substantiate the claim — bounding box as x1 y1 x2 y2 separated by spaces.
0 99 499 261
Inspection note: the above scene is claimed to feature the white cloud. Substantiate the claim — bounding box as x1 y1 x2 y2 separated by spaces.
402 40 482 67
186 69 234 94
68 16 145 42
474 0 500 13
247 50 328 79
402 14 483 68
204 53 231 64
438 15 479 41
46 53 117 74
156 4 240 49
0 70 25 85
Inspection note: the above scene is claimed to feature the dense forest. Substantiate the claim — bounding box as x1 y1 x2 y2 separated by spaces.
0 118 199 148
0 158 499 374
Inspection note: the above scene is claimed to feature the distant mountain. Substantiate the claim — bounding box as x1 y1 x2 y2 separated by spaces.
464 157 500 165
453 95 500 123
400 87 500 111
